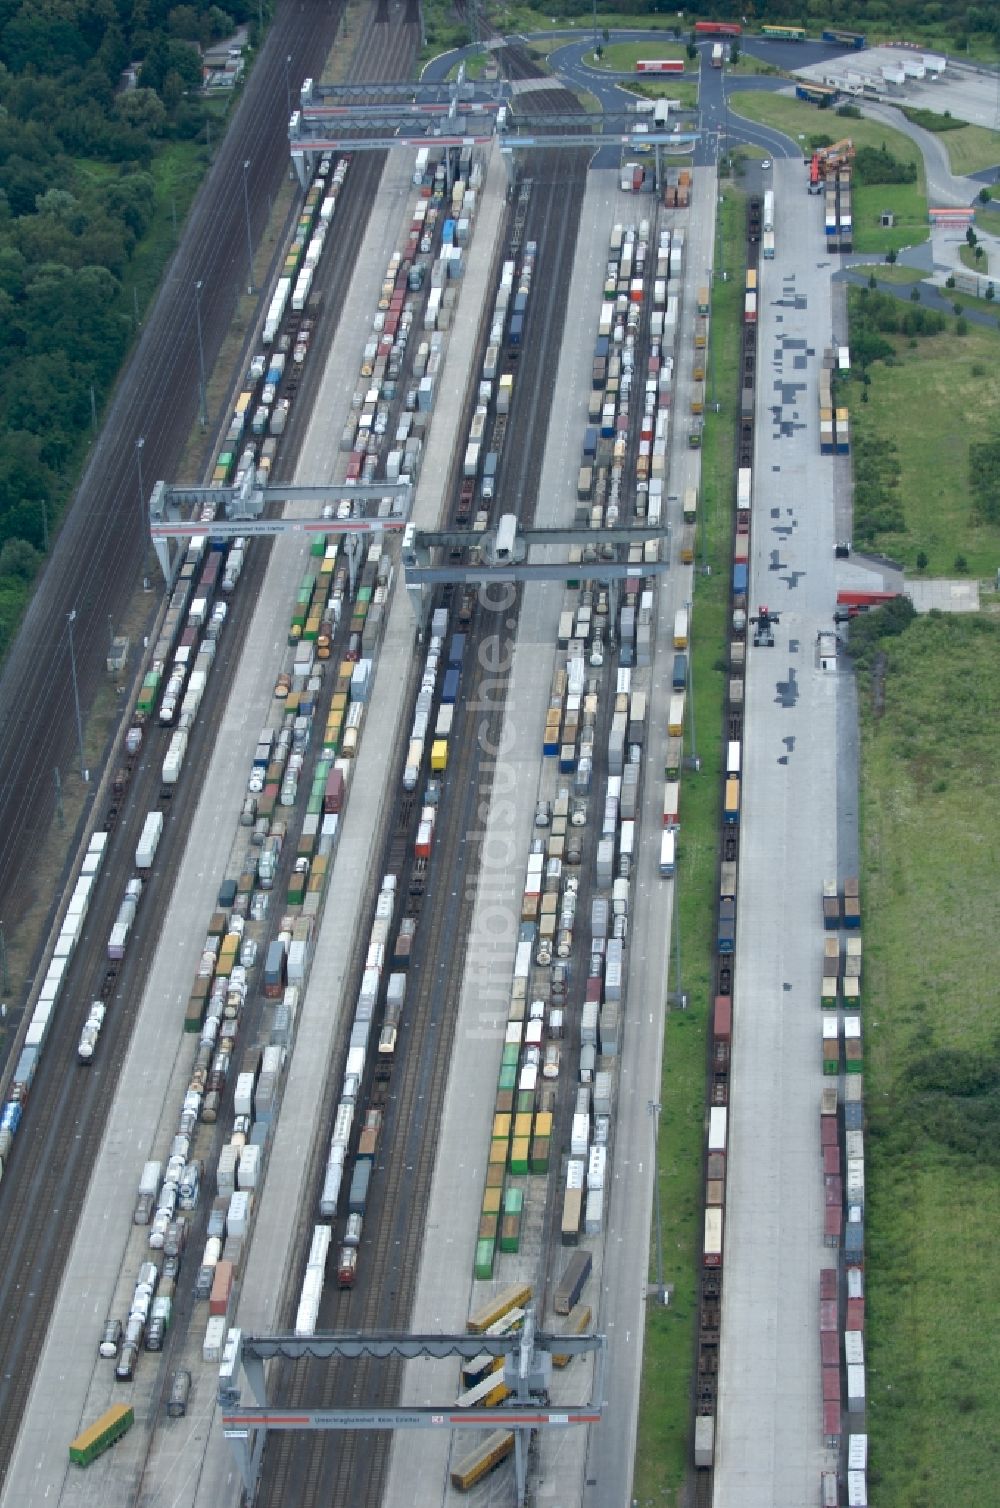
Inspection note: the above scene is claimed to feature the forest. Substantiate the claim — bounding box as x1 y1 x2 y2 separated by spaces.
0 0 258 651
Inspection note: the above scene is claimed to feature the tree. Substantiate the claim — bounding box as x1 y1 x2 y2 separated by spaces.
910 286 921 302
987 283 996 301
886 248 898 264
966 225 977 246
0 538 41 582
974 245 984 262
869 273 877 289
116 87 167 135
954 555 969 573
916 551 929 571
979 186 992 203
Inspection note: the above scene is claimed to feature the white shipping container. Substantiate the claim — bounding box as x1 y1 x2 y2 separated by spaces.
203 1315 227 1362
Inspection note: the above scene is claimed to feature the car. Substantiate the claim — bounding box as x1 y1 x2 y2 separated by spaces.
761 158 772 169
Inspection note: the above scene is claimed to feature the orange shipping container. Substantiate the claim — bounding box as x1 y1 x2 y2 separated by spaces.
209 1260 234 1317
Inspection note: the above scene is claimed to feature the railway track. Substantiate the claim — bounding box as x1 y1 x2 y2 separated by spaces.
0 0 353 1058
257 51 592 1508
0 15 426 1488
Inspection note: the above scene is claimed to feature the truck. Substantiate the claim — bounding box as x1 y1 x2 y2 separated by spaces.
135 811 164 871
712 42 724 67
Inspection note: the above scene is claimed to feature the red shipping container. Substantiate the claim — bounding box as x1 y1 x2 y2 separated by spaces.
825 1175 843 1205
585 978 602 1004
820 1117 839 1147
846 1297 865 1331
825 1206 843 1242
820 1330 838 1367
415 819 433 860
823 1401 841 1443
820 1268 838 1301
713 996 732 1043
820 1299 838 1332
822 1366 840 1402
823 1145 840 1176
210 1260 234 1317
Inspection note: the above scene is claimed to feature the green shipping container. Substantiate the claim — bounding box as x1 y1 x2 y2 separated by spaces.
516 1090 535 1116
69 1403 134 1467
306 794 323 816
503 1187 523 1217
509 1137 529 1175
310 536 327 556
498 1066 517 1092
184 997 204 1033
500 1214 521 1254
501 1045 519 1070
474 1238 495 1281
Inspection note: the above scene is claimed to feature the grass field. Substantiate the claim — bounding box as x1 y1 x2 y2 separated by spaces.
959 242 988 273
632 184 743 1507
974 204 1000 238
901 110 1000 176
857 608 1000 1508
625 79 699 111
845 302 1000 572
593 41 687 72
728 91 929 254
851 263 925 285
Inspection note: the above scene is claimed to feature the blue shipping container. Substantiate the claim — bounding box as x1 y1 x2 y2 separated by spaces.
443 218 455 245
442 667 460 703
509 314 524 348
732 564 748 596
447 634 466 669
348 1157 372 1214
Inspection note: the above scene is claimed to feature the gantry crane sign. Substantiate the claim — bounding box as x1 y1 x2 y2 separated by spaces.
217 1309 605 1507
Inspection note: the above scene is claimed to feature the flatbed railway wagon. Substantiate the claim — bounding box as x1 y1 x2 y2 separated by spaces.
451 1429 515 1490
69 1404 134 1467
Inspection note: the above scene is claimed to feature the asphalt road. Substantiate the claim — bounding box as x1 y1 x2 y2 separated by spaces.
0 0 347 1045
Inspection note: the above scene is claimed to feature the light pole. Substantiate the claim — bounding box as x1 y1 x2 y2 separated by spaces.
285 54 292 119
67 611 87 782
194 281 207 427
648 1100 665 1303
242 160 254 296
135 437 149 590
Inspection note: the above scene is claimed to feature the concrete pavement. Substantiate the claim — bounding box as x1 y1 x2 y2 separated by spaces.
712 157 839 1508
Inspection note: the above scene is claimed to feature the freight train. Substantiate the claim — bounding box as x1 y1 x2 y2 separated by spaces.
692 194 763 1475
